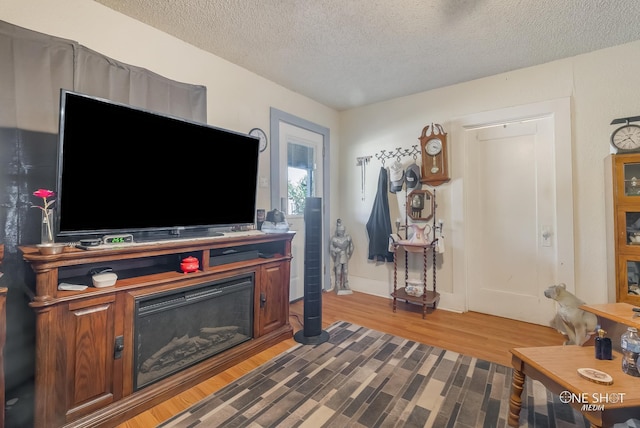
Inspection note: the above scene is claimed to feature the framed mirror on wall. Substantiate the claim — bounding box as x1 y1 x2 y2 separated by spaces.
407 189 434 222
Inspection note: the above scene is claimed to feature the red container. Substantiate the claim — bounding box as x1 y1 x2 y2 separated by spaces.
180 256 199 273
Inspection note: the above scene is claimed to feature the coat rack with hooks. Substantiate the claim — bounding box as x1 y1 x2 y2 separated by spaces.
373 145 420 165
356 144 421 201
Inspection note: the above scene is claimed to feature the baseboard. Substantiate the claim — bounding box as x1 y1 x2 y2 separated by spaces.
348 275 464 313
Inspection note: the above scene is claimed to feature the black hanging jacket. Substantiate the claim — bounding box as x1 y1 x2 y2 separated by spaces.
366 167 394 262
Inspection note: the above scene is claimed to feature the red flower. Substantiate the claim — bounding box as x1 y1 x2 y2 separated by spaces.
32 189 56 242
33 189 55 199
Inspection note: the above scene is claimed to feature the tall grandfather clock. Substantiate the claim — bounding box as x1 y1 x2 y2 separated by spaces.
420 123 450 186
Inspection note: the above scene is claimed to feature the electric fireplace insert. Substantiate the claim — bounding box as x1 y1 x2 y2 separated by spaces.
134 274 254 390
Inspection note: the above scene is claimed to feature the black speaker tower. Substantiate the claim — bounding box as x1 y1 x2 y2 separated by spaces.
294 197 330 345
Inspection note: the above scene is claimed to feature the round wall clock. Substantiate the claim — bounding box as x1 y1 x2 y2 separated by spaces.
425 138 443 173
611 123 640 153
249 128 268 152
425 138 442 156
420 123 450 186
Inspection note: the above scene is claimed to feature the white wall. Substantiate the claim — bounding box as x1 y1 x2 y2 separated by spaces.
1 0 341 218
341 41 640 309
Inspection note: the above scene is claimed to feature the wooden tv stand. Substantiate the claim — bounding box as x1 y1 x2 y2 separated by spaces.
21 232 294 428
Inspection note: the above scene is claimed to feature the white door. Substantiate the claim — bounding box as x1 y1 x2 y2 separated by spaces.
279 122 324 301
465 118 561 325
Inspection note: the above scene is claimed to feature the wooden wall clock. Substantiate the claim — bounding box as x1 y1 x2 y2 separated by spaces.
420 123 450 186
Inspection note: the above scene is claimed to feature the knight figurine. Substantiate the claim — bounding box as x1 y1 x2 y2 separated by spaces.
330 219 354 294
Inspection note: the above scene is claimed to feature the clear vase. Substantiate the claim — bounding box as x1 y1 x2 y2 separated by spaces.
41 209 55 244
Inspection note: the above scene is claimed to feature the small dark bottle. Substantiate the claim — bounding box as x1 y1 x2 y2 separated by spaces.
595 327 612 360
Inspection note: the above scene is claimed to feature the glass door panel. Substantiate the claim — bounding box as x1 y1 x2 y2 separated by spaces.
287 142 315 215
626 211 640 245
624 258 640 303
623 162 640 196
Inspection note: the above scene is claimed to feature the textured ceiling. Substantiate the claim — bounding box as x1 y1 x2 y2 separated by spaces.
94 0 640 110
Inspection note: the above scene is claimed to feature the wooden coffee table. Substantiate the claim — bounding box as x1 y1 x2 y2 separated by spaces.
509 346 640 428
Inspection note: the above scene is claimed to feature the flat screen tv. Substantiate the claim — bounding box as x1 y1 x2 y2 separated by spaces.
56 89 260 241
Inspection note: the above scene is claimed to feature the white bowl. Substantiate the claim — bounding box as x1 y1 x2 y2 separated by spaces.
92 272 117 287
36 243 66 255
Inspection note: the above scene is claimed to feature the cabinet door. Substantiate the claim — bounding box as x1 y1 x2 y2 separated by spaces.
258 263 288 336
614 154 640 204
64 295 117 420
618 256 640 305
616 208 640 251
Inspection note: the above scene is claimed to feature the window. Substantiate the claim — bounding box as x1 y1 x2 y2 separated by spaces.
287 142 315 215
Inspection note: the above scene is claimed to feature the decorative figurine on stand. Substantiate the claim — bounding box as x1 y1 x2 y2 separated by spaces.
330 219 354 295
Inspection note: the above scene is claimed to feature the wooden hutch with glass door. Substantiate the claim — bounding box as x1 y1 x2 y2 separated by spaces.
611 153 640 305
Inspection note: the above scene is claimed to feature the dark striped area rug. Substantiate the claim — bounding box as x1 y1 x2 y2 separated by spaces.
159 322 588 427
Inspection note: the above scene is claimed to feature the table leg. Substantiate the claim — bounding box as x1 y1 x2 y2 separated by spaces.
392 246 397 313
508 367 525 427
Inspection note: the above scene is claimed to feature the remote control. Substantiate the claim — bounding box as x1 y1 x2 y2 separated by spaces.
58 283 88 291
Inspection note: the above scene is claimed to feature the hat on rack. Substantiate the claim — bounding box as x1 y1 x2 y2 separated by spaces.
389 162 404 193
405 163 421 190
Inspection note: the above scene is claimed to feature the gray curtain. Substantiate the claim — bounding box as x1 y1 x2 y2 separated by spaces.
74 45 206 122
0 19 207 393
0 20 206 131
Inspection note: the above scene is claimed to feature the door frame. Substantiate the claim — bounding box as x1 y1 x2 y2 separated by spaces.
449 97 574 312
270 108 331 291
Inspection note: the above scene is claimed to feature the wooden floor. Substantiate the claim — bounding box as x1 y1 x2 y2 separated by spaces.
118 291 566 428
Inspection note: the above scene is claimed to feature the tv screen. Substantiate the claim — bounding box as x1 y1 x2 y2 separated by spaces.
56 90 260 241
